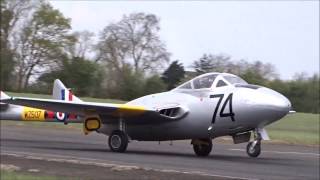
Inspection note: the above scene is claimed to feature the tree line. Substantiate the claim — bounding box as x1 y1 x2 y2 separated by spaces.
0 0 318 113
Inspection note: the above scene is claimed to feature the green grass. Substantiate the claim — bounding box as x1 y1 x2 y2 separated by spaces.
266 113 319 145
0 170 67 180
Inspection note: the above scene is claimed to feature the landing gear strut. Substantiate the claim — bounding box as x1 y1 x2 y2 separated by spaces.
192 138 212 157
246 130 262 158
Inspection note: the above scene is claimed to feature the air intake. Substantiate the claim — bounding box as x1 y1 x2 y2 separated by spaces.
157 106 188 119
159 107 180 118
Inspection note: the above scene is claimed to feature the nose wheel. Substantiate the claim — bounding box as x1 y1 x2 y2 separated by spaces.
108 130 128 153
246 141 261 157
246 130 262 158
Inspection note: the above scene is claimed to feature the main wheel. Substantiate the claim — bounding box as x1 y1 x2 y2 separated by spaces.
246 141 261 158
193 139 212 157
108 130 128 153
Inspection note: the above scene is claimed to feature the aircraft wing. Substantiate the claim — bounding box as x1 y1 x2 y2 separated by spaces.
1 97 150 118
1 95 187 125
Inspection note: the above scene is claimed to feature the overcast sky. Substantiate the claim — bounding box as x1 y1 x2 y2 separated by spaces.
50 1 319 79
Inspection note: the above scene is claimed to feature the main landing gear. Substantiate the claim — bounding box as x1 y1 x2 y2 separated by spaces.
108 130 128 152
246 130 262 158
108 119 129 153
191 138 212 157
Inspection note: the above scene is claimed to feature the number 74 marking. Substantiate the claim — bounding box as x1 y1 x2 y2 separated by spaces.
210 93 235 124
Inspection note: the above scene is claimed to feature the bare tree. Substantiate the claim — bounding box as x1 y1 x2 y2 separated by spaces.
65 30 94 59
96 12 170 74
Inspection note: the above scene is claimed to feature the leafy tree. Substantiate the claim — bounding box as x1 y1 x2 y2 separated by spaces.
144 75 166 95
0 0 35 47
100 68 167 100
247 61 278 80
0 44 15 90
239 69 268 86
285 73 319 113
14 3 72 90
0 0 35 90
309 74 320 113
262 73 319 114
192 54 231 74
267 79 290 96
192 54 215 74
38 57 103 96
117 68 145 100
162 60 185 90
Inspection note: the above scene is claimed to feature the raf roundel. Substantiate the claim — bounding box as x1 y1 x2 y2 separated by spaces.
56 112 66 121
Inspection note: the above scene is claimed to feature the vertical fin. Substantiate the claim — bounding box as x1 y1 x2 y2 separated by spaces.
52 79 82 124
52 79 82 102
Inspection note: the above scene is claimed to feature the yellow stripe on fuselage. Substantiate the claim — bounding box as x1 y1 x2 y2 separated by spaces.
22 107 45 121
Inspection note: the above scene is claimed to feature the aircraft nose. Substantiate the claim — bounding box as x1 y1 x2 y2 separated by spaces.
258 87 291 114
243 87 291 122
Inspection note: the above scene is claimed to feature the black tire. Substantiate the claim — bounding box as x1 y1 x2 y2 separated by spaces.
246 141 261 158
108 130 128 153
193 139 212 157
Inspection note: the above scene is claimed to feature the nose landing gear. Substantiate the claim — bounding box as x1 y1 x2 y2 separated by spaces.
246 130 262 158
246 141 261 157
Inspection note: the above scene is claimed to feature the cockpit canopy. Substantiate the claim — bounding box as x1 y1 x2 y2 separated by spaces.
175 73 248 90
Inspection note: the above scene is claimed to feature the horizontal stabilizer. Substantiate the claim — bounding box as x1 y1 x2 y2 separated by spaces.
0 91 10 101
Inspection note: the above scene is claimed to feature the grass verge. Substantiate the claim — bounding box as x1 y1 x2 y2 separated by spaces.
266 113 319 145
0 170 66 180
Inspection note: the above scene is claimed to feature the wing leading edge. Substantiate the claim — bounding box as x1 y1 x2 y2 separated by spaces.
1 96 150 118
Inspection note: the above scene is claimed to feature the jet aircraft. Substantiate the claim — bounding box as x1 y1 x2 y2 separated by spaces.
0 73 292 157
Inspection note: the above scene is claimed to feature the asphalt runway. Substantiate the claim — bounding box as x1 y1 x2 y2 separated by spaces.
1 124 319 180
